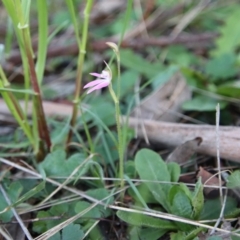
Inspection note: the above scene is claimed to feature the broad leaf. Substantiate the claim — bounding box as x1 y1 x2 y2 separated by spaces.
182 95 227 111
86 188 114 217
62 223 84 240
117 211 177 230
171 190 193 219
74 201 101 223
0 181 45 215
120 49 162 78
227 170 240 188
40 149 87 178
170 232 186 240
217 82 240 98
0 181 22 222
169 188 194 231
135 149 171 211
212 9 240 56
205 53 238 80
200 197 237 220
128 183 157 205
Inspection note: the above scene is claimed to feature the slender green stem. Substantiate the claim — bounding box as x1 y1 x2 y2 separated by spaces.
79 105 94 152
107 43 124 193
109 83 124 192
2 0 51 157
4 17 14 55
0 80 35 148
116 53 124 191
36 0 48 85
66 0 93 147
115 101 124 190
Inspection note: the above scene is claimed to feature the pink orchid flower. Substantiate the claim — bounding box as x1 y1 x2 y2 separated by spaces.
84 69 112 94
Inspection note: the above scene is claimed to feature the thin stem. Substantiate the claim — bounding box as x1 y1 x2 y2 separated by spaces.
0 82 35 148
106 43 124 194
66 0 93 147
21 24 51 153
115 65 125 193
79 105 94 153
36 0 48 85
115 102 124 190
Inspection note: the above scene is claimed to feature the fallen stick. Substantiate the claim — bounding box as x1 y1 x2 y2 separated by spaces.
1 99 239 162
126 117 240 163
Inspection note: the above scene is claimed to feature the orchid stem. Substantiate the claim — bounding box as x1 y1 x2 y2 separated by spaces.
107 44 124 196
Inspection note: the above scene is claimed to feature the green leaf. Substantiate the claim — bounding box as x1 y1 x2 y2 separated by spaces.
49 232 61 240
179 184 193 202
51 120 70 146
33 211 51 233
171 190 193 219
128 183 158 205
36 0 48 85
130 227 167 240
167 162 180 183
62 223 84 240
117 211 177 230
88 100 115 126
225 208 240 218
33 203 69 234
86 188 114 217
137 228 167 240
204 53 238 80
191 178 204 219
95 131 119 165
1 181 45 214
112 70 139 99
50 204 69 216
165 46 198 67
34 203 71 234
200 197 237 220
39 149 87 178
151 65 179 89
74 201 101 223
0 182 23 222
125 175 148 209
170 188 194 231
0 87 35 95
182 95 227 111
125 160 137 178
185 227 205 240
120 49 162 78
170 232 186 240
227 170 240 188
217 82 240 98
129 227 140 240
212 9 240 56
168 184 192 206
135 149 171 211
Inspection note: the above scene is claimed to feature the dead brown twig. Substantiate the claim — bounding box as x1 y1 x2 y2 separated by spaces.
6 32 218 65
0 98 239 163
126 117 240 163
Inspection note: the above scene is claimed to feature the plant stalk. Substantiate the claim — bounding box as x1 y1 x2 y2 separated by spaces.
66 0 93 147
21 24 51 153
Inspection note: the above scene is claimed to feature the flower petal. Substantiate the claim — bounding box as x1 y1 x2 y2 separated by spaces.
90 72 104 78
83 80 105 88
86 81 110 94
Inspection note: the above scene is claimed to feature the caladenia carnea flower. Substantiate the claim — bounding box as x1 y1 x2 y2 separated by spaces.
84 63 112 94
